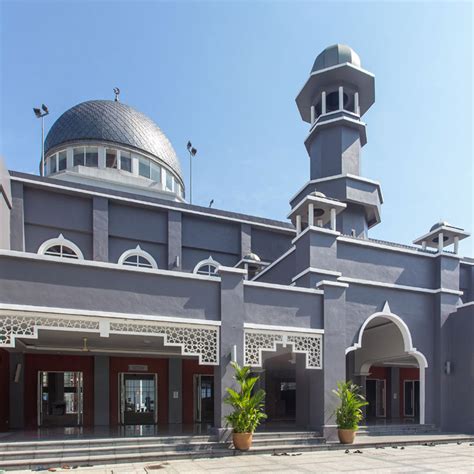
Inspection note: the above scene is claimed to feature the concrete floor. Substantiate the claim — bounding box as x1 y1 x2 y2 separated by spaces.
9 442 474 473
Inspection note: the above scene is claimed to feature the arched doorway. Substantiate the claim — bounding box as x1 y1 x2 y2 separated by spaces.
346 309 428 424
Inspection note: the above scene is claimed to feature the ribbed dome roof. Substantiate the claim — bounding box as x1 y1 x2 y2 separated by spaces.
312 44 361 73
45 100 182 181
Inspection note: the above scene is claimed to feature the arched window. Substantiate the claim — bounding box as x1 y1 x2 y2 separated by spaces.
118 245 157 269
193 256 220 276
38 234 84 260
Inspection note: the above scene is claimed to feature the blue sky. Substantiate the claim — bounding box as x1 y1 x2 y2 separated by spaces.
1 1 472 254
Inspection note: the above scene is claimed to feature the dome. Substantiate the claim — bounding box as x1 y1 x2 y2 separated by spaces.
244 252 261 262
310 191 326 198
429 221 461 232
44 100 182 182
311 44 361 73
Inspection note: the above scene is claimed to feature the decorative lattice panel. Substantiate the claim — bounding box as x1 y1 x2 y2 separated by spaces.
0 315 99 346
244 329 322 369
109 321 219 365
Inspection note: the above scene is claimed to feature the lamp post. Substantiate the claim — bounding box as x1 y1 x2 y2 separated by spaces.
186 141 197 204
33 104 49 177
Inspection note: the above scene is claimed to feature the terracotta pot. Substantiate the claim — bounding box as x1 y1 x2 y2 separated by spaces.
233 432 253 451
338 428 356 444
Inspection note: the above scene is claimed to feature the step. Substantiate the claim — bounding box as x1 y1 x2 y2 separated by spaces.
253 431 321 440
0 434 215 451
1 434 473 471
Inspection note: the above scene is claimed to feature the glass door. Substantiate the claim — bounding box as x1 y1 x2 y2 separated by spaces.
120 373 157 425
404 380 420 418
194 375 214 423
375 379 386 418
38 371 83 427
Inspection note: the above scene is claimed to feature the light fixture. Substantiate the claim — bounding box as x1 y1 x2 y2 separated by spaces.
82 337 89 352
33 103 49 177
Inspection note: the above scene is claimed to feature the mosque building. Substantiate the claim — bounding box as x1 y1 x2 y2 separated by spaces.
0 44 472 441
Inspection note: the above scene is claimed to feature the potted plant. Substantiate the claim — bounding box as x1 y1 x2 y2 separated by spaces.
333 381 368 444
224 361 267 451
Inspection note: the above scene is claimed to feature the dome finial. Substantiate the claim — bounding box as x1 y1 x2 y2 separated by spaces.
113 87 120 102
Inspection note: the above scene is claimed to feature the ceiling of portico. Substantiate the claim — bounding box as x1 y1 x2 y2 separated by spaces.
13 329 183 357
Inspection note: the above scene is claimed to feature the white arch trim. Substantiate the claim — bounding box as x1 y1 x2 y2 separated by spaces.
118 245 158 269
346 305 428 424
193 256 220 274
37 234 84 260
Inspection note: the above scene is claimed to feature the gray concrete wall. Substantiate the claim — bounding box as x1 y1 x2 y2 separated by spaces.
0 158 11 250
443 304 474 433
0 254 220 320
94 356 110 426
244 284 323 329
168 358 182 424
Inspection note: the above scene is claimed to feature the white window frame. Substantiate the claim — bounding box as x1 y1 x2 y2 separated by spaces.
193 256 220 276
37 234 84 260
118 245 158 269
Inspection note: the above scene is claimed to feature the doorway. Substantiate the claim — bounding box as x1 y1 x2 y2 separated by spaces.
404 380 420 418
38 371 83 427
194 374 214 423
119 373 158 425
366 378 386 419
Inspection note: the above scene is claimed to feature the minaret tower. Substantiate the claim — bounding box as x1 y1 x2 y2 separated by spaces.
292 44 382 237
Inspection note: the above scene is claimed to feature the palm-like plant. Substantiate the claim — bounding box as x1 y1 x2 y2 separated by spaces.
224 362 267 433
333 381 368 430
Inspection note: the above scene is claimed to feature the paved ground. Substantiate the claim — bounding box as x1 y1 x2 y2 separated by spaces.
11 442 474 473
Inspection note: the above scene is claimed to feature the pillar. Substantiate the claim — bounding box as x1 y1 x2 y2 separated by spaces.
438 232 444 252
308 203 314 227
168 210 182 270
316 281 348 440
321 91 327 114
330 208 336 231
9 352 24 429
92 196 108 262
168 358 182 424
310 106 315 124
391 367 400 420
214 266 246 436
338 86 344 110
354 92 360 115
94 355 109 426
10 182 24 251
296 214 302 234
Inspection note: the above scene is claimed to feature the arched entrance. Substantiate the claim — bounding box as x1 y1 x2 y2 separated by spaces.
346 308 427 424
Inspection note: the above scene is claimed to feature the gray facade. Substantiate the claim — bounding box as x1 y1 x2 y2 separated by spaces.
0 44 472 437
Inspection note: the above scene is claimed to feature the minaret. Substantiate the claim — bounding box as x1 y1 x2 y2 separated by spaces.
292 44 382 237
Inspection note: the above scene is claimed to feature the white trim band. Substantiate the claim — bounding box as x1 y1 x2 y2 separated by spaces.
244 280 323 295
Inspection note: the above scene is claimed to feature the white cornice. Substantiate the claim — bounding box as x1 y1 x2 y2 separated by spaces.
338 276 463 296
290 174 383 204
292 267 342 283
244 322 324 334
0 249 220 282
244 280 323 295
0 303 221 327
11 175 295 235
315 280 349 289
292 225 340 245
337 236 462 259
456 301 474 309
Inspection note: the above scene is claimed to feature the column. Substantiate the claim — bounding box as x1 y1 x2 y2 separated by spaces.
354 92 360 115
9 352 24 429
94 355 109 426
321 91 327 114
310 106 315 125
92 196 108 262
98 147 106 169
168 358 182 424
10 182 24 251
316 281 348 440
391 367 400 420
296 214 302 234
214 267 246 436
454 236 459 254
168 210 182 270
338 86 344 110
308 203 314 227
330 208 337 231
438 232 444 252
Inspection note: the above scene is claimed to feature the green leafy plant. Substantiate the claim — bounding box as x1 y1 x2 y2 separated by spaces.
224 361 267 433
332 381 368 430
